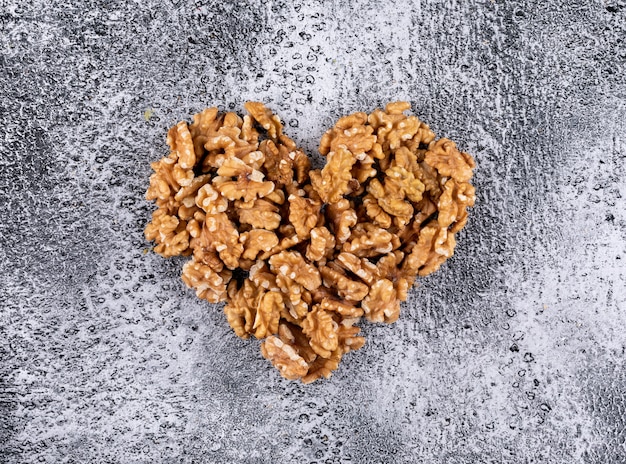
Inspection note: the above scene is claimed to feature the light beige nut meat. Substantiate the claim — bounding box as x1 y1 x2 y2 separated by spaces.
268 251 322 292
240 230 280 260
310 145 357 203
306 226 336 262
197 212 243 269
181 258 232 303
144 208 190 257
288 193 321 239
261 335 309 381
362 279 401 324
301 304 339 358
319 265 369 302
437 179 476 233
424 138 475 183
236 198 282 230
301 349 342 384
327 199 358 243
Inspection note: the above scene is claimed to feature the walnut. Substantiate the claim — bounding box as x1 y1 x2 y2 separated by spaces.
181 258 231 303
424 138 476 183
319 112 376 157
342 223 396 258
198 213 243 269
145 102 476 384
261 336 309 381
302 349 342 384
188 107 221 157
319 265 369 302
310 146 357 203
236 198 282 230
167 121 196 170
214 157 276 202
287 193 321 239
319 297 364 318
252 291 283 339
362 279 401 323
301 305 339 358
402 223 457 277
240 229 279 260
437 179 476 233
337 319 366 353
336 252 378 286
268 251 322 292
224 280 257 339
244 101 283 140
195 183 228 214
306 226 336 262
277 322 318 363
327 199 358 243
144 208 190 257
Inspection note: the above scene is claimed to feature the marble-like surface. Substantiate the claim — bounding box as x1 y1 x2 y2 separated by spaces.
1 1 625 462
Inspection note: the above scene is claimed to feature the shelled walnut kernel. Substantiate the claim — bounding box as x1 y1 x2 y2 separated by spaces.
145 102 475 383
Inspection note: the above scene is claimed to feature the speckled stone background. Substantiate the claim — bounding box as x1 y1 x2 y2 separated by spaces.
1 0 625 462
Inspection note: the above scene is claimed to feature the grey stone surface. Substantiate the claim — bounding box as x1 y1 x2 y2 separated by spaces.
1 0 625 462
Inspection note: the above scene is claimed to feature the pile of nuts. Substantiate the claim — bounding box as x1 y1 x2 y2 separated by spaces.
145 102 475 383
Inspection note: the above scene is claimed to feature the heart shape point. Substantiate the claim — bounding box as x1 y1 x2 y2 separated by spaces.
145 102 476 383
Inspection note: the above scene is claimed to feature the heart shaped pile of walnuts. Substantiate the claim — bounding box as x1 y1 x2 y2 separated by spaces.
145 102 475 383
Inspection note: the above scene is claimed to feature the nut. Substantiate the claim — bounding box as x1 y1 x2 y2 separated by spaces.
145 102 475 383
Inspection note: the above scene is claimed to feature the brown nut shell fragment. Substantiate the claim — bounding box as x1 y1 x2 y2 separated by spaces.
261 336 309 381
